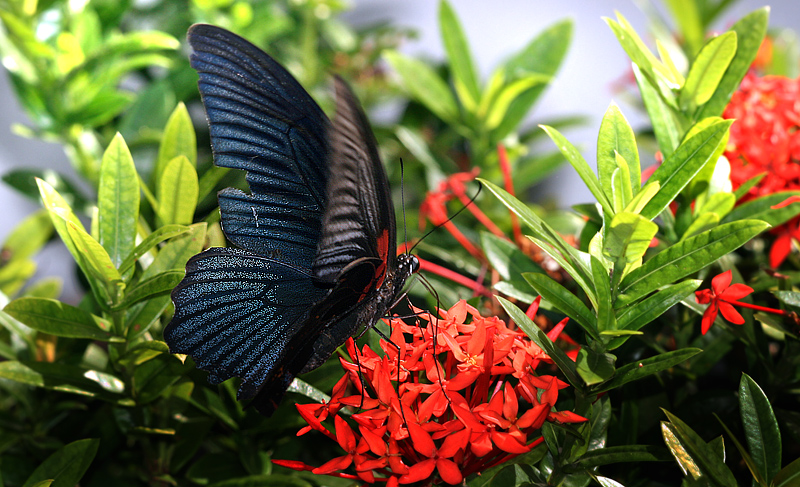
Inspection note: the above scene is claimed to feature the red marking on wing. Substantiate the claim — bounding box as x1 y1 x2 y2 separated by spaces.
374 229 389 289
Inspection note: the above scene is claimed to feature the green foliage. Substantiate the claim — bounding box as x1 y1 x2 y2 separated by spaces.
1 0 799 486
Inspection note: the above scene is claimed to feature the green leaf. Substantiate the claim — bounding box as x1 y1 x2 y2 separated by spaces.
22 439 99 487
603 212 658 267
541 125 613 216
497 296 581 388
480 179 594 294
157 155 198 226
664 0 703 56
118 224 193 274
661 410 738 486
576 347 616 385
633 64 681 158
0 361 126 400
616 280 701 331
619 220 768 303
494 19 573 138
571 445 672 467
739 374 782 483
133 352 187 404
439 0 479 109
118 270 185 309
4 297 119 342
2 210 53 262
523 273 598 340
597 104 640 202
697 8 769 118
143 223 206 277
484 73 549 129
384 50 459 124
721 191 800 227
66 220 124 306
595 349 701 393
641 119 733 220
155 103 197 184
714 414 766 485
5 158 90 201
773 457 800 487
98 133 139 267
591 256 614 333
679 32 737 110
481 232 544 281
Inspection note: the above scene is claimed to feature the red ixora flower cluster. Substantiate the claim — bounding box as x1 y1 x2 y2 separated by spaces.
722 73 800 267
273 300 586 486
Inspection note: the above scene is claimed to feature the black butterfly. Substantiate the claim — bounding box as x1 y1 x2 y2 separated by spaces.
164 24 418 416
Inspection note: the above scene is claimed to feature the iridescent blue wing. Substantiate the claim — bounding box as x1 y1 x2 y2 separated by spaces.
188 24 329 267
165 247 328 400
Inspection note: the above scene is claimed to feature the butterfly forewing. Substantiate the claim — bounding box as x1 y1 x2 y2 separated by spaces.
312 77 397 286
188 24 329 267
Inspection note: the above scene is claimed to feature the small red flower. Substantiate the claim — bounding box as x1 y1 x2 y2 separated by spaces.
695 270 754 334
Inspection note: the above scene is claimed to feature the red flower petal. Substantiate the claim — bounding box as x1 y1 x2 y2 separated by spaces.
436 458 464 485
718 301 745 324
701 305 718 334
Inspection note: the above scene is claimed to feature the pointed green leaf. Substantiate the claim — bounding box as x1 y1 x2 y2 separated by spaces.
572 445 672 467
439 0 480 108
155 103 196 183
591 256 614 332
680 32 737 110
604 212 658 267
157 155 198 226
2 210 53 262
714 414 766 485
541 125 613 216
4 297 119 342
523 272 598 339
641 120 733 220
98 133 140 267
619 220 767 303
118 270 185 309
624 180 660 215
0 361 126 400
497 296 581 388
384 50 459 123
66 220 122 287
481 232 544 281
773 457 800 487
596 349 701 393
740 374 781 483
721 191 800 227
611 155 633 212
616 280 701 331
494 19 572 138
37 178 84 261
697 8 769 118
576 347 616 385
480 179 594 293
597 104 640 200
484 74 549 129
696 192 735 220
143 223 206 277
118 224 192 274
680 212 720 241
633 64 681 157
22 439 99 487
662 410 738 486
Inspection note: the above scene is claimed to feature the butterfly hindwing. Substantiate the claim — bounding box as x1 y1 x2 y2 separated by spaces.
188 24 329 267
166 247 328 400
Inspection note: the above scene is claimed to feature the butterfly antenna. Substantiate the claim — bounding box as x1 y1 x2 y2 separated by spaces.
408 181 483 254
399 158 411 256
